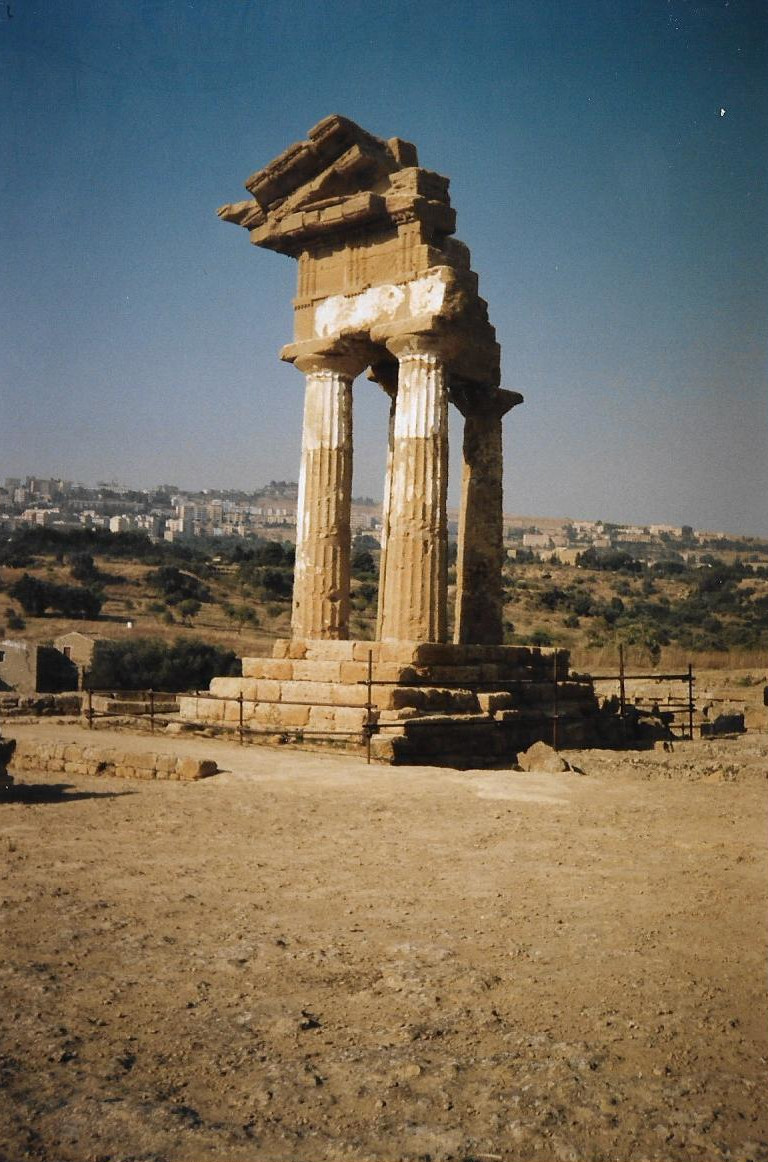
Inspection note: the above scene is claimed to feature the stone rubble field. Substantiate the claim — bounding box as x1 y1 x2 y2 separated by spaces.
1 726 766 1162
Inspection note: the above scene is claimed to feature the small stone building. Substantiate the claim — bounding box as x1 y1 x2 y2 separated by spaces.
53 631 107 688
0 640 78 694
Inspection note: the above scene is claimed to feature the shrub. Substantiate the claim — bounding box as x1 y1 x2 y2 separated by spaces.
254 567 293 601
177 598 202 624
577 548 642 573
68 552 100 583
9 574 102 619
351 549 377 578
146 566 212 605
88 637 240 692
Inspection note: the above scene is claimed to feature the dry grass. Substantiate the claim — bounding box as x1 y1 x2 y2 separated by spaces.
2 554 765 675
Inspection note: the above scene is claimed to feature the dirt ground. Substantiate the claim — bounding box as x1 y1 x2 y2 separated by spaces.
1 723 767 1162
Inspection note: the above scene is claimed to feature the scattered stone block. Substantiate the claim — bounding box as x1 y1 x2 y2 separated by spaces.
477 691 514 714
517 741 570 773
701 713 746 737
176 757 218 781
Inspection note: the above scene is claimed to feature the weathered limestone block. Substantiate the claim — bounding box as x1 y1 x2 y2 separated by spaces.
253 680 282 702
377 641 423 664
304 640 361 661
337 659 417 684
377 707 422 722
176 695 215 722
176 757 218 781
265 704 311 729
209 677 259 700
278 679 337 706
308 706 337 731
477 691 515 714
223 700 250 723
494 708 524 724
330 683 369 707
291 660 342 683
241 658 294 680
338 660 371 683
335 706 370 732
390 686 477 712
411 665 484 685
369 734 398 762
517 741 570 773
248 702 305 728
352 641 385 662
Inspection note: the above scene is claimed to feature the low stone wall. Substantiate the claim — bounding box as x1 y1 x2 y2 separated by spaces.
9 739 217 782
0 692 82 718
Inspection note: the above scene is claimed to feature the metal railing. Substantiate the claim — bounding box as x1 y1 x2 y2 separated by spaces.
591 644 696 740
83 651 379 761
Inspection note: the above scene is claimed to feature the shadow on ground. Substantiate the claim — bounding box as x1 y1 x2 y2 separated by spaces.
3 782 136 805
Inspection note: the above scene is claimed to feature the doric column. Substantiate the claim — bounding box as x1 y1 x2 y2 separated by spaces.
452 386 522 644
366 359 398 642
377 337 449 642
291 353 360 639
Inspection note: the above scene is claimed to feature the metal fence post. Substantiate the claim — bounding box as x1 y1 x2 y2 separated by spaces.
618 643 627 734
552 649 559 751
149 688 155 734
366 649 373 764
687 663 695 740
238 691 244 746
87 687 93 730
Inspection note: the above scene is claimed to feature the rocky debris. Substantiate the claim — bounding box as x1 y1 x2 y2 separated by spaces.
701 712 746 737
517 740 571 773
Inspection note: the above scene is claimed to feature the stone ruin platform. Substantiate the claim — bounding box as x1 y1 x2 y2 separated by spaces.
178 640 601 767
207 119 606 767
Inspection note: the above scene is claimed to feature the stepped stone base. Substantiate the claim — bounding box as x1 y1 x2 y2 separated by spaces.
178 639 603 767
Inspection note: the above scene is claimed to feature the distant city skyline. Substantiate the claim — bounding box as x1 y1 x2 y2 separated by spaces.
2 1 766 536
4 468 766 540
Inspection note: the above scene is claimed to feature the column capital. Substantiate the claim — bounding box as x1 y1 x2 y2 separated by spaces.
450 384 523 420
371 322 501 387
365 357 399 397
378 329 453 365
281 338 372 380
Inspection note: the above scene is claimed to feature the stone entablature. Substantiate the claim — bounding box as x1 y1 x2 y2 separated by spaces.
219 115 522 645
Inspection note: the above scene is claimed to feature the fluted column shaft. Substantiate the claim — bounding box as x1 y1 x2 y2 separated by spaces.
453 387 522 644
291 362 353 639
378 348 448 642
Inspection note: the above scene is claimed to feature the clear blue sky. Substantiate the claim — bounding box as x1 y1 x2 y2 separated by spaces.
2 0 766 534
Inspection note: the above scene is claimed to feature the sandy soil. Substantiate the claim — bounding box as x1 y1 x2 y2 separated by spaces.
1 724 767 1162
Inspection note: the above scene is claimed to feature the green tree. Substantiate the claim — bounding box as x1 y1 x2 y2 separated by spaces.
351 549 376 578
68 552 99 583
88 637 240 692
9 574 102 619
178 598 202 625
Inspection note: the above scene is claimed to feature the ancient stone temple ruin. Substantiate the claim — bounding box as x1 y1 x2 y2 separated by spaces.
181 116 599 764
